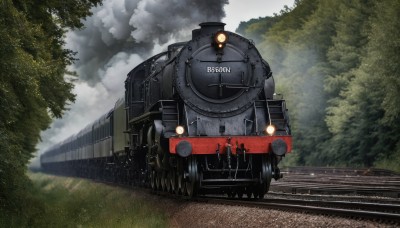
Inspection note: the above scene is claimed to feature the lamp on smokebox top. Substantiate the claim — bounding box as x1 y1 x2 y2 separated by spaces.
214 31 228 49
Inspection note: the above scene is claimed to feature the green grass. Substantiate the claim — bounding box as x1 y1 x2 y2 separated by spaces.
1 173 168 227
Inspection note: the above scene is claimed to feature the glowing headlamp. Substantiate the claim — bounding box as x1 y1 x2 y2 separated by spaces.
216 33 227 43
266 125 276 136
175 126 185 135
214 31 228 49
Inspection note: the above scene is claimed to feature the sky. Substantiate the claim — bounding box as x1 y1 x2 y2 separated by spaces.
223 0 295 31
34 0 295 162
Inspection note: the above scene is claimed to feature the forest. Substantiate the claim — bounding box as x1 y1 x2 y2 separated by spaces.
237 0 400 171
0 0 399 225
0 0 101 225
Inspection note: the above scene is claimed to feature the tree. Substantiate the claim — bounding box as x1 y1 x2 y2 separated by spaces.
0 0 101 224
238 0 400 171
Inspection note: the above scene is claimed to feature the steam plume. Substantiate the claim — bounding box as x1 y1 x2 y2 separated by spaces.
35 0 228 159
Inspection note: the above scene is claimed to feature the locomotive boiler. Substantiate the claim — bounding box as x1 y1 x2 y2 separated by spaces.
41 22 292 199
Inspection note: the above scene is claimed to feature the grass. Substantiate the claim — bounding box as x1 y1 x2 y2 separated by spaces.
1 173 168 227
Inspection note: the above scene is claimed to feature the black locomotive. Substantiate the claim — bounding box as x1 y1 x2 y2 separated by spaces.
41 22 292 198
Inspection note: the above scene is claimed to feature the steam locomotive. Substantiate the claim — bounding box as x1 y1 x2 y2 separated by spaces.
41 22 292 198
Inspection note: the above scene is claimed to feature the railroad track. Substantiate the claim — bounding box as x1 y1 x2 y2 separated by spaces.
42 166 400 221
45 171 400 223
266 191 400 204
200 196 400 223
270 182 400 197
95 178 400 223
271 170 400 198
281 167 400 176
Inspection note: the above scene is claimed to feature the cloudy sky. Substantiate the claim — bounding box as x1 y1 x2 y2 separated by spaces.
223 0 294 31
35 0 295 159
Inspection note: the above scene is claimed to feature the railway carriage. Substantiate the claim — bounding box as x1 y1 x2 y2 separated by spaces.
41 22 292 198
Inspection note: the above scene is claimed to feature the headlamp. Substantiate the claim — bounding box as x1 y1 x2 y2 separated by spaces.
214 31 228 49
266 125 276 136
216 33 227 43
175 126 185 135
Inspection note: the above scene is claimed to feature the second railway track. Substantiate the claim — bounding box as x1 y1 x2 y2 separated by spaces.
199 196 400 223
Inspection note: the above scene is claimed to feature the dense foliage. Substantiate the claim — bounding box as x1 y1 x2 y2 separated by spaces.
0 0 101 224
238 0 400 171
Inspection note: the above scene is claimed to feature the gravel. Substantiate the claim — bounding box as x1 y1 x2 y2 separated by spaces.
137 191 394 228
168 202 392 227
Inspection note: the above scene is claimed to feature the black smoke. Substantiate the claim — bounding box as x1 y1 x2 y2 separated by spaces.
67 0 228 84
34 0 228 160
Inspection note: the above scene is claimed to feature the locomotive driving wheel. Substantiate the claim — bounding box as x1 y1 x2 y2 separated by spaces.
164 171 171 192
150 170 156 190
155 171 161 190
258 155 272 199
160 171 166 191
177 171 185 195
186 156 199 197
170 170 178 194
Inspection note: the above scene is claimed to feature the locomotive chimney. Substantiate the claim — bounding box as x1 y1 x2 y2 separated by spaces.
192 22 225 39
192 29 201 39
